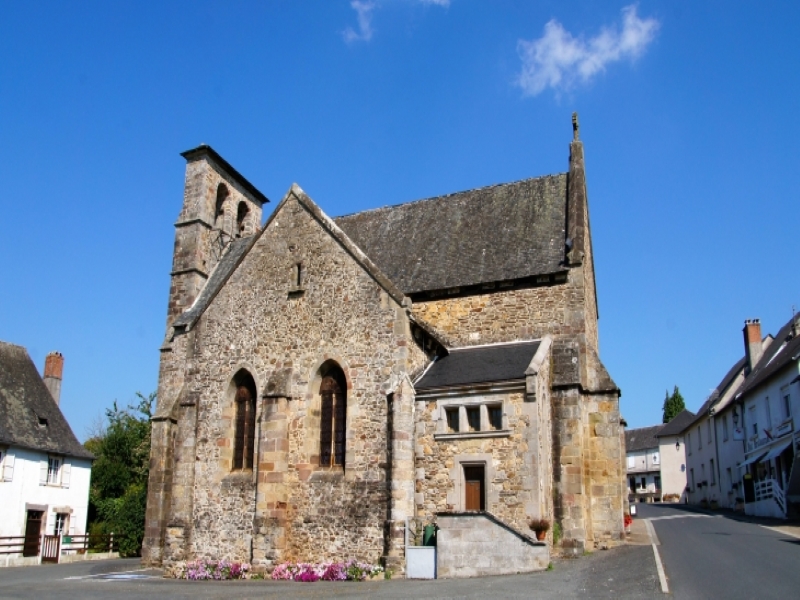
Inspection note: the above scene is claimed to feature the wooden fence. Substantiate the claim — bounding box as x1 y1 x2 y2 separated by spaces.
0 533 118 563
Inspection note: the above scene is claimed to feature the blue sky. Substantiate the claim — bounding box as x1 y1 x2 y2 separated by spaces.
1 1 798 439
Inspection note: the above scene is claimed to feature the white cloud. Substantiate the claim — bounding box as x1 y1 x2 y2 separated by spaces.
342 0 449 44
516 4 659 96
342 1 376 43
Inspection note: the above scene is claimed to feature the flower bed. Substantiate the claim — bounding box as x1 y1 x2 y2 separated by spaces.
271 560 384 582
176 559 251 580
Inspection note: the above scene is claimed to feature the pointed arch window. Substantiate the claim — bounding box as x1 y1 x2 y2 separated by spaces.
233 372 257 470
319 372 346 467
215 184 229 228
236 201 249 238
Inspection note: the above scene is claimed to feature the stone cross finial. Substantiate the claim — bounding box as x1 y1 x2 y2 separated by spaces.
572 112 580 141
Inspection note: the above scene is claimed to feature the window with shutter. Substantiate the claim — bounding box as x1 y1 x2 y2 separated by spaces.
61 462 71 488
318 365 347 467
232 370 257 471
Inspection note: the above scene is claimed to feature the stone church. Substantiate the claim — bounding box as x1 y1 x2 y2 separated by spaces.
142 115 624 575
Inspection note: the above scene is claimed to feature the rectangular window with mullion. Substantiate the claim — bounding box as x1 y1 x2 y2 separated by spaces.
488 405 503 430
466 407 480 432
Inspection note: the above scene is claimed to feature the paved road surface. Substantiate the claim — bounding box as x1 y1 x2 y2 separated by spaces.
638 503 800 600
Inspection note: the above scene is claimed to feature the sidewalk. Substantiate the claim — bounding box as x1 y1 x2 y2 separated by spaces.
625 517 652 546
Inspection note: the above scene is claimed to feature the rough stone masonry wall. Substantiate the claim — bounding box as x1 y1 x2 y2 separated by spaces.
583 392 624 547
179 193 428 569
413 390 537 534
412 281 586 348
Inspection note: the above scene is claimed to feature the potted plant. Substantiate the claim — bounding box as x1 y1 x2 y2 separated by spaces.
529 518 550 541
624 514 633 534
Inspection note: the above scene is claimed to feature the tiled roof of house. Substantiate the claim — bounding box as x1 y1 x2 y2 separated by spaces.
415 341 542 390
0 341 92 460
335 174 568 295
656 409 696 437
625 425 663 453
738 315 800 397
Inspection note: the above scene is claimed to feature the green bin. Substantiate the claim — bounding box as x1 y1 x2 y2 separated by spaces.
423 524 437 546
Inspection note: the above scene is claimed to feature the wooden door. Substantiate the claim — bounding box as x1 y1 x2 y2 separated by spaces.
464 466 485 511
23 510 42 557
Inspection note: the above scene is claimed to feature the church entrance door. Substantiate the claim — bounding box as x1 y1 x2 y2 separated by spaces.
464 465 485 511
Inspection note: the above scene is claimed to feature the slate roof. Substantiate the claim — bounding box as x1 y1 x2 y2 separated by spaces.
0 342 92 460
738 316 800 397
415 341 542 390
173 236 255 328
656 409 696 437
625 425 663 453
335 174 568 295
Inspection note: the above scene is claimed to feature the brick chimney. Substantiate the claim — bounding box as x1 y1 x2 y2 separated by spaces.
743 320 763 374
43 352 64 406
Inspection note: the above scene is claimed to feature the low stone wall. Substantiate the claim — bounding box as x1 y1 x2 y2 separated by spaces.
436 512 549 578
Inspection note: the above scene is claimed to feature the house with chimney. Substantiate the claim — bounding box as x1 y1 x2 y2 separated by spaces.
143 116 626 577
0 343 93 563
681 316 800 517
736 317 800 518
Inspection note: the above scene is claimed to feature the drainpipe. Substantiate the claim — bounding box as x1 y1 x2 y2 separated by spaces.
711 408 724 506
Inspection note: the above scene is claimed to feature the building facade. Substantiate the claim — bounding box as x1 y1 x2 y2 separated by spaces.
142 117 625 575
681 317 800 517
0 344 93 558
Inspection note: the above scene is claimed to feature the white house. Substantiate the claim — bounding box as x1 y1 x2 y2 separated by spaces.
626 411 695 503
654 409 694 502
681 316 800 518
625 425 662 500
0 342 93 560
736 317 800 519
681 352 748 509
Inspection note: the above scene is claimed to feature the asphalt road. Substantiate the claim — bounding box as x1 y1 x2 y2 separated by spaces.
639 503 800 600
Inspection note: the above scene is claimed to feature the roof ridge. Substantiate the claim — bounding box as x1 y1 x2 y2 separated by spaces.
448 339 542 352
334 172 568 220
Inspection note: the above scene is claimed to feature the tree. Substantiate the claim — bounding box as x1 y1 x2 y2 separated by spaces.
662 385 686 423
85 391 154 557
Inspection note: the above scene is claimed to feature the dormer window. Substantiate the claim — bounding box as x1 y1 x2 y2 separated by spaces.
38 416 48 428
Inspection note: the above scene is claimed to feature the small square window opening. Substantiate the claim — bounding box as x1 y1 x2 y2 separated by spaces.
446 408 459 433
488 405 503 430
466 407 480 432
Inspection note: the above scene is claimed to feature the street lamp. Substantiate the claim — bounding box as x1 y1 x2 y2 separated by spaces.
676 439 681 451
732 407 739 427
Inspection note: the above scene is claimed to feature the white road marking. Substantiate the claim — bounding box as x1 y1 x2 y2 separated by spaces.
63 568 155 581
644 519 669 594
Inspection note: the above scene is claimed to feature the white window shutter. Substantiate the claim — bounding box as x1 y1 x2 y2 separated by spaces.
61 463 71 488
3 453 14 481
40 460 48 485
